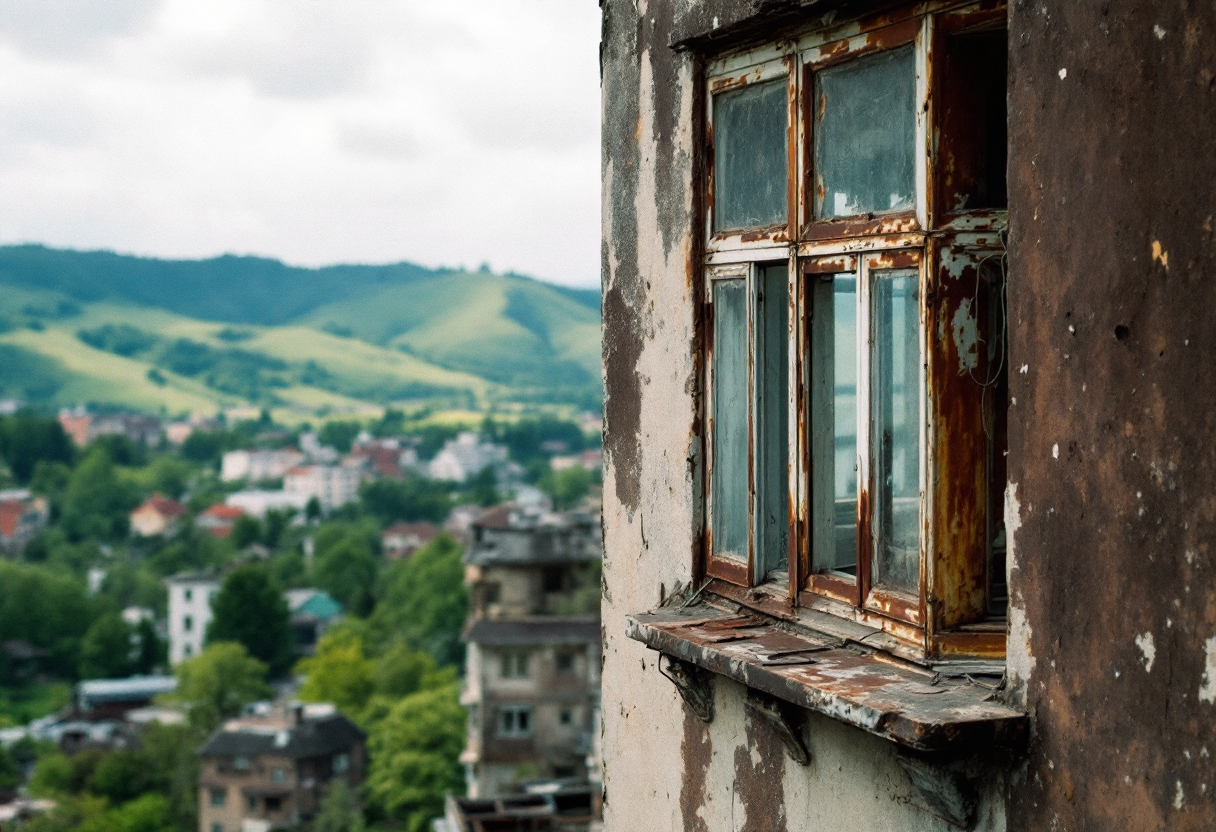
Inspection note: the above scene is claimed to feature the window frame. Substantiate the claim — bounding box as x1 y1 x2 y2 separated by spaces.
698 0 1009 662
497 705 533 738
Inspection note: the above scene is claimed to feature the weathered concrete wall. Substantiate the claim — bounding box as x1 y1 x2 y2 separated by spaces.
600 2 1006 829
1004 2 1216 830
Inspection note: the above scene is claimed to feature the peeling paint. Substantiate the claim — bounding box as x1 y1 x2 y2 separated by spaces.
1135 632 1156 673
1201 637 1216 704
951 298 980 372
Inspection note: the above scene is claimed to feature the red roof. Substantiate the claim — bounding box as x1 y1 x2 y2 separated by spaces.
383 521 438 539
202 504 245 520
135 494 187 518
0 501 22 537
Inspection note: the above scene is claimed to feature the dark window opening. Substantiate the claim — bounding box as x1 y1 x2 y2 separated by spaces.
938 28 1008 213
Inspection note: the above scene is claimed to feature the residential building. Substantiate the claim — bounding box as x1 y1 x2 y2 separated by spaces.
57 408 92 446
298 432 340 465
600 2 1216 831
346 436 415 479
196 504 245 538
73 676 178 721
224 489 309 519
283 465 360 512
197 703 366 832
444 505 484 542
428 432 508 483
284 589 343 655
166 573 220 665
60 409 164 447
439 786 598 832
0 489 48 556
129 494 188 538
550 449 602 474
381 521 438 560
460 507 602 799
220 448 304 483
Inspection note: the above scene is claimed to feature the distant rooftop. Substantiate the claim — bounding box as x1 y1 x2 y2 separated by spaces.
464 616 600 647
199 707 364 761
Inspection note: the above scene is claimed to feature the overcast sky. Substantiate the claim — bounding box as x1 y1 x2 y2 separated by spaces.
0 0 601 287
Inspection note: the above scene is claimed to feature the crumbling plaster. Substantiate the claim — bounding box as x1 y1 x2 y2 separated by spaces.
600 2 1008 830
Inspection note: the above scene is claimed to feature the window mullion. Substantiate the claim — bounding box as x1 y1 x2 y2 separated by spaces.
855 258 873 593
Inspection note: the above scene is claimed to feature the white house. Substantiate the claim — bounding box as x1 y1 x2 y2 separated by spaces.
283 465 360 512
220 449 304 483
165 573 220 665
428 432 508 483
224 489 310 518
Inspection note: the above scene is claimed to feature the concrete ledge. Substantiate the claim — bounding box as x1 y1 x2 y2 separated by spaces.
626 603 1027 753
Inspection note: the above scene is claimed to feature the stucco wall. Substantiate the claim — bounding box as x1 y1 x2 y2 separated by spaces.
1004 2 1216 830
599 2 1006 829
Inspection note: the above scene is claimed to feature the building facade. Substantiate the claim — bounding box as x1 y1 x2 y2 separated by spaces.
461 507 602 799
167 573 220 665
283 465 360 512
197 704 366 832
600 1 1216 830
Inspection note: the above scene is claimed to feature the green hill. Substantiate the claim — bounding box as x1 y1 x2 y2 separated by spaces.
0 246 601 416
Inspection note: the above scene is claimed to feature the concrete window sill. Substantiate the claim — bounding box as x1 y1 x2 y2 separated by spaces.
625 602 1027 753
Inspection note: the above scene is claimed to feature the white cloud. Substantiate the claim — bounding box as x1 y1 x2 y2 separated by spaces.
0 0 601 286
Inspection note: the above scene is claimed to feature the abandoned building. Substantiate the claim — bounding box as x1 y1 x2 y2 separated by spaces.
196 703 365 832
460 505 602 801
600 1 1216 830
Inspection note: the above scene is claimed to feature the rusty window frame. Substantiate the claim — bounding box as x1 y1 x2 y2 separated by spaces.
698 0 1009 661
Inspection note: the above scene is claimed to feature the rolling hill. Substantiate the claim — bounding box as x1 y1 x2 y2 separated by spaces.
0 245 602 418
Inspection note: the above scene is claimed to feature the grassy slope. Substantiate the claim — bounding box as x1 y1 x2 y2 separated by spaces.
302 271 602 387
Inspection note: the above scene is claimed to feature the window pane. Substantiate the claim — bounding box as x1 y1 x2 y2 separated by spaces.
756 264 789 577
871 270 921 592
813 46 916 219
810 274 858 576
711 278 749 563
714 79 789 232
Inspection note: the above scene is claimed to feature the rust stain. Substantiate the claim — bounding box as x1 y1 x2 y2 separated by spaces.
734 702 789 832
680 709 712 832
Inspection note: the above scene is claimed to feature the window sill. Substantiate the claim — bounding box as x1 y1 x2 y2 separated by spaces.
625 600 1027 753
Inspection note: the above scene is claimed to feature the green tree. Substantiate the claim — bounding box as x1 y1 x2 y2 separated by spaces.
0 743 20 794
295 628 376 718
313 779 366 832
60 448 137 541
0 413 73 483
206 566 293 674
78 793 175 832
359 478 451 525
539 465 594 511
133 617 166 674
78 613 133 680
364 682 465 832
0 560 92 680
165 642 271 730
369 536 467 667
464 465 499 507
139 723 202 831
319 420 363 453
229 515 262 549
312 534 378 617
87 750 150 804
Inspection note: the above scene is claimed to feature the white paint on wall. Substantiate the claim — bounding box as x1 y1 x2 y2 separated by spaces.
1199 636 1216 704
1135 632 1156 673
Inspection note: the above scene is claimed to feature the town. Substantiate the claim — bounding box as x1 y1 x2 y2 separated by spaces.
0 403 603 831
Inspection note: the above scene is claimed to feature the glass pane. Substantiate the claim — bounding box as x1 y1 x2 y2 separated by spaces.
813 46 916 219
756 265 789 577
871 269 921 592
714 79 789 232
711 278 749 562
810 274 858 576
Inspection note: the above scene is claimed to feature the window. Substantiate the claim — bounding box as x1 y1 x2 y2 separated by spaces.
270 767 287 784
210 788 226 808
184 588 193 602
498 706 532 738
701 2 1008 660
184 643 193 657
555 650 576 674
212 825 223 832
247 796 257 813
233 756 251 771
183 615 193 632
501 651 530 679
265 797 282 813
559 708 574 726
332 753 350 773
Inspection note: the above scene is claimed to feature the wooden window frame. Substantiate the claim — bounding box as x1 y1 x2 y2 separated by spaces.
699 0 1009 663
